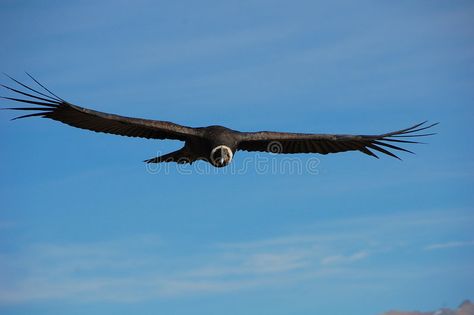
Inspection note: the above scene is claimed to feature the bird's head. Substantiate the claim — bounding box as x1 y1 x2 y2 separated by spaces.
210 145 233 168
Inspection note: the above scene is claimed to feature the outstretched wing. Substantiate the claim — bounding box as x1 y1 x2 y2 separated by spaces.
237 121 438 159
1 74 200 141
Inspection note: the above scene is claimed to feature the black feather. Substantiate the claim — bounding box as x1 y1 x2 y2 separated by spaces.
12 112 47 120
25 72 64 101
0 83 60 104
1 96 58 107
3 73 61 102
366 143 401 160
372 140 414 154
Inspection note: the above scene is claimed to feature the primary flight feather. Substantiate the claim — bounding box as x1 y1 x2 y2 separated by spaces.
1 74 437 168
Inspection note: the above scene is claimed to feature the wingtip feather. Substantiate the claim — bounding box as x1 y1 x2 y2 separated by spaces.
25 72 64 102
11 112 46 120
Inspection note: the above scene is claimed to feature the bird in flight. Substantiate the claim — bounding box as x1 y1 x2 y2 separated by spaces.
1 74 437 168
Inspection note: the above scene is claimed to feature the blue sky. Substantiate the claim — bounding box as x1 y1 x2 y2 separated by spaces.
0 1 473 315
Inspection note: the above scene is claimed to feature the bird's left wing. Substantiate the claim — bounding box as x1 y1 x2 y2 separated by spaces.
1 74 201 141
237 122 438 159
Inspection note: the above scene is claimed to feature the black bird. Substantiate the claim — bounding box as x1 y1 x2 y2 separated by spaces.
1 74 437 168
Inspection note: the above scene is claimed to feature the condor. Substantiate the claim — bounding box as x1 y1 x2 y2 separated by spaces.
1 74 437 168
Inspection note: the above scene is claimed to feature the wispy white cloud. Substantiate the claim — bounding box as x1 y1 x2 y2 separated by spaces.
424 240 474 251
0 233 366 304
188 250 309 278
320 251 369 266
0 243 307 303
1 209 472 304
215 234 327 250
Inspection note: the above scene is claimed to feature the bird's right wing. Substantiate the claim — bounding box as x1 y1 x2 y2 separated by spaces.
1 74 201 141
237 122 438 159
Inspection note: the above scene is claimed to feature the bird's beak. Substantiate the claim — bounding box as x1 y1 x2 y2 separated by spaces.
220 158 225 165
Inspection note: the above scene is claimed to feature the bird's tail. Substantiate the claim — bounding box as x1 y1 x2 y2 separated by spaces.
144 148 194 164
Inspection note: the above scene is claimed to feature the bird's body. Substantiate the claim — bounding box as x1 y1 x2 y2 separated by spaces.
146 125 239 167
1 74 437 168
